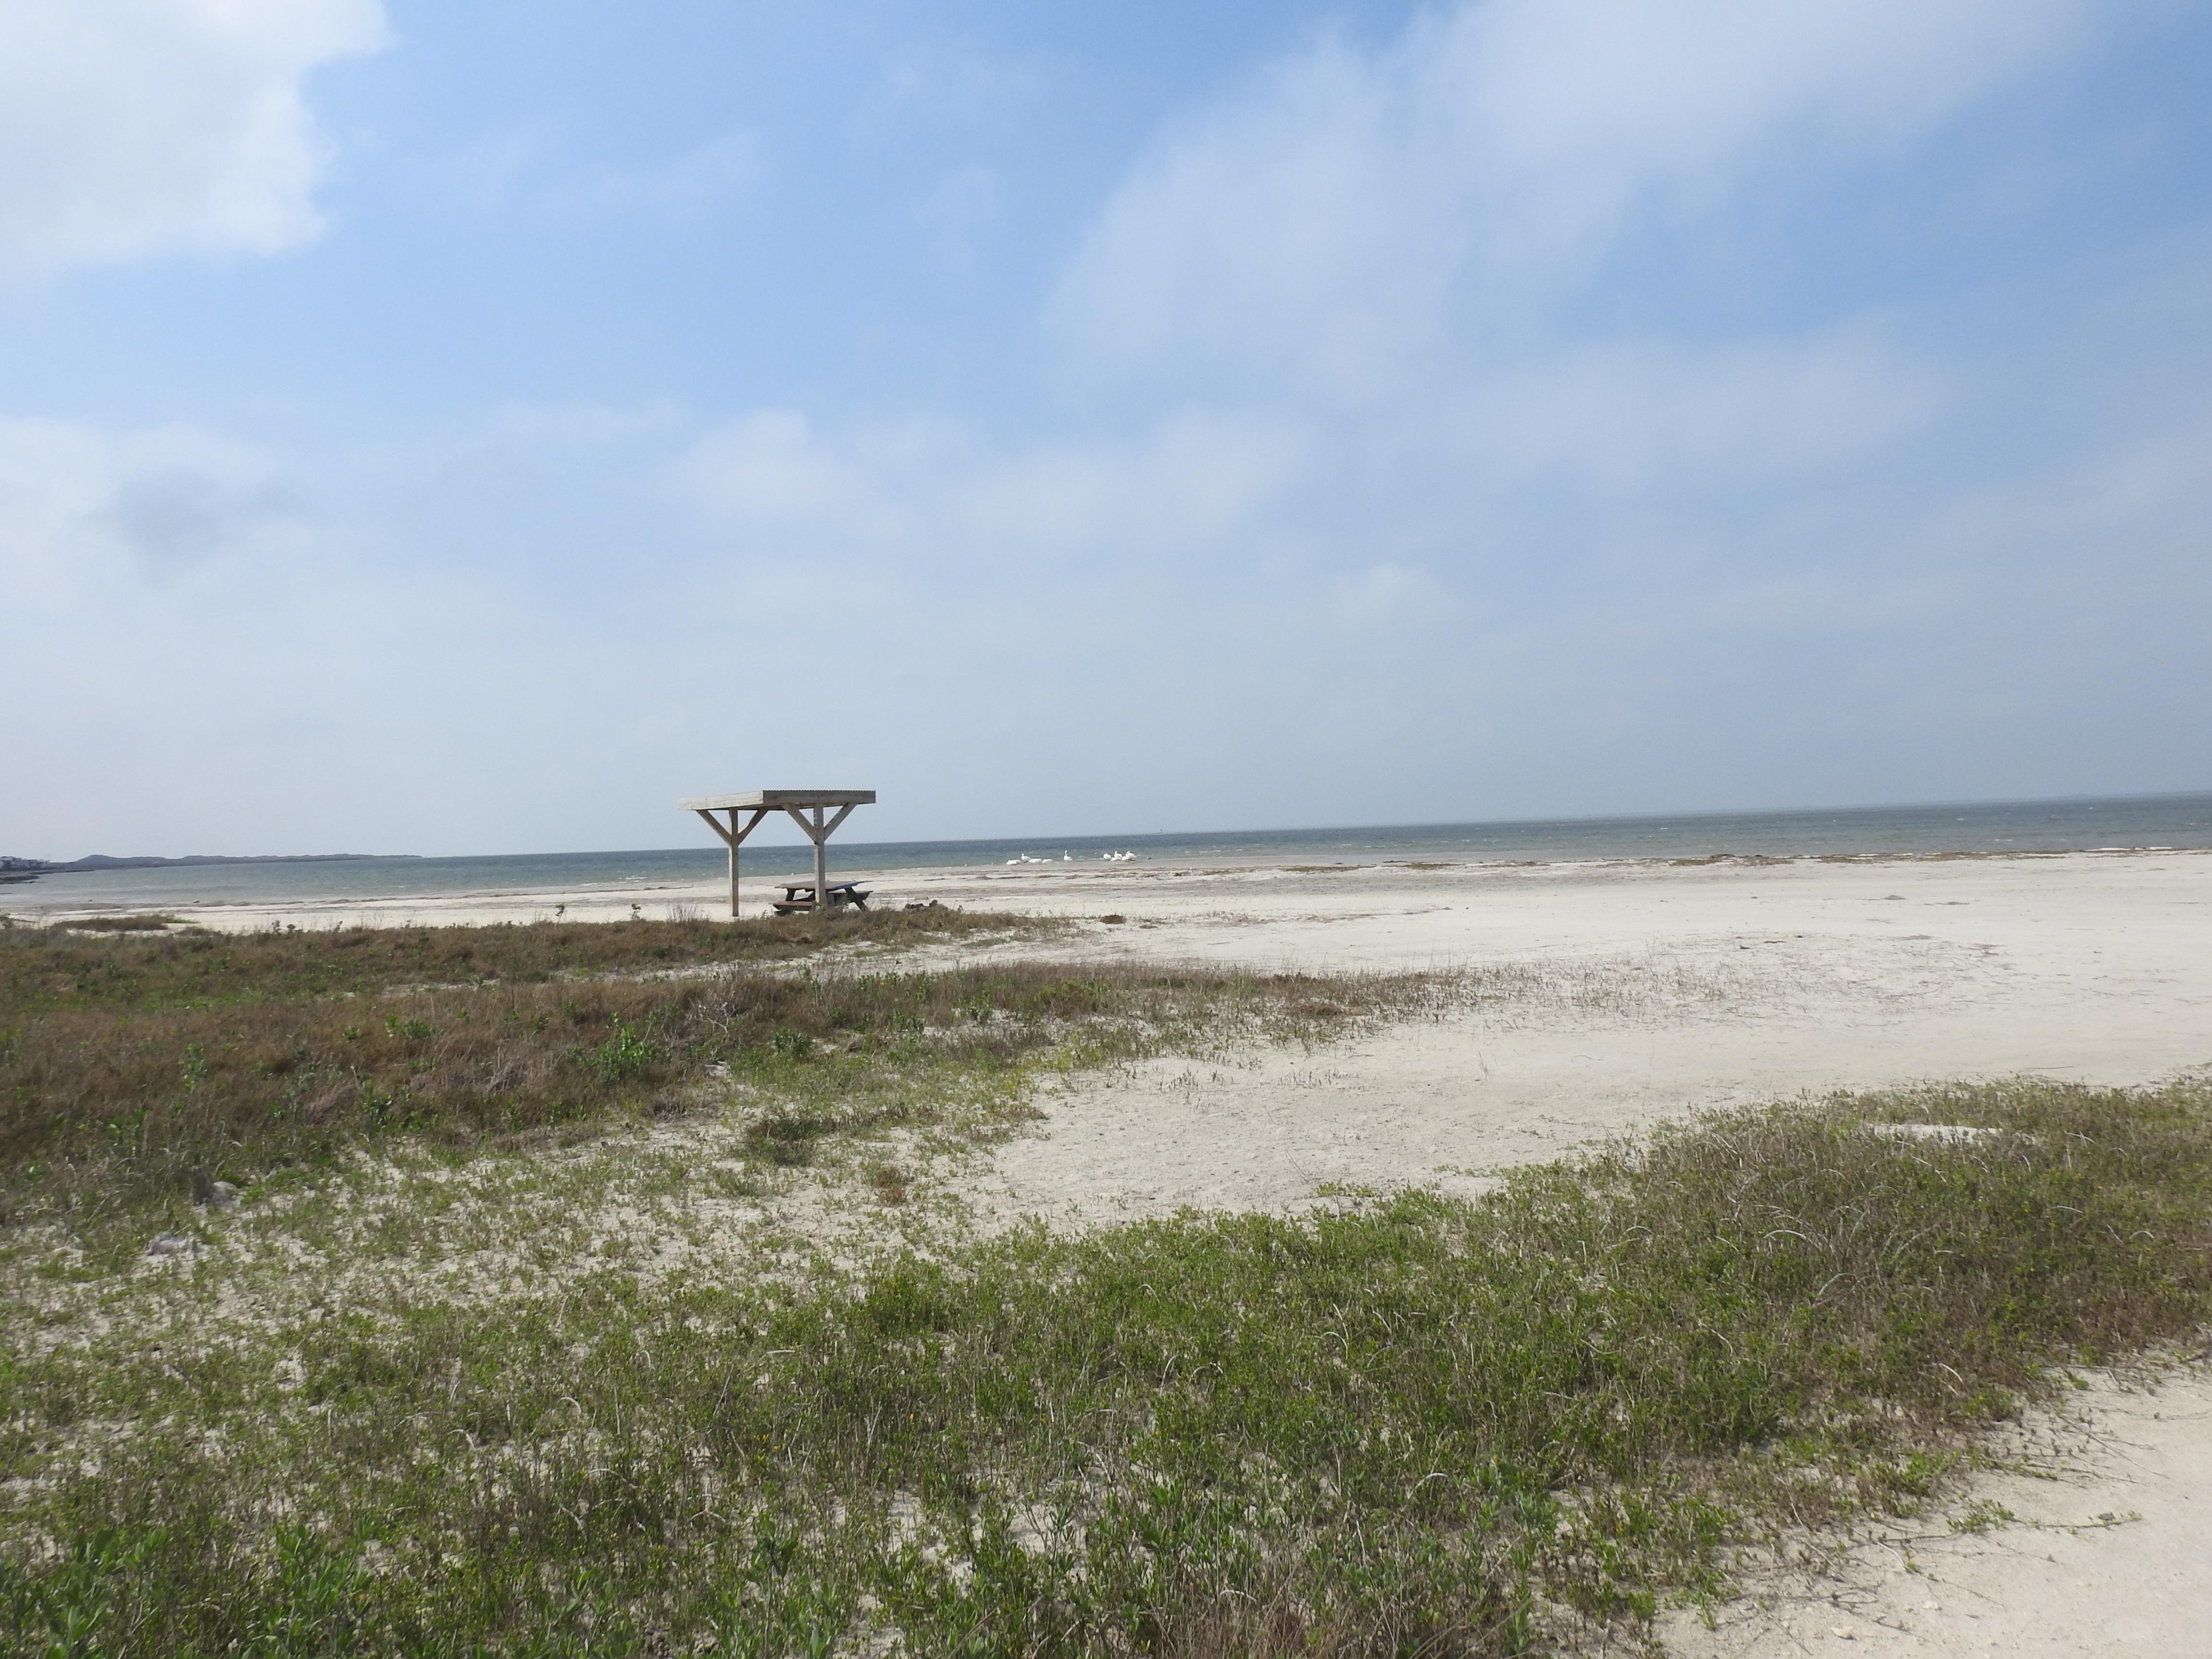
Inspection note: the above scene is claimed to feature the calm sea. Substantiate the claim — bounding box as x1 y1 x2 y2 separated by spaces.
6 793 2210 916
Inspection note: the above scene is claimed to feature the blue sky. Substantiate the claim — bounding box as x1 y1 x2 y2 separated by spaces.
4 0 2209 857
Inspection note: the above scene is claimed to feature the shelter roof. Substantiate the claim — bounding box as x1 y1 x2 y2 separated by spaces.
678 790 876 810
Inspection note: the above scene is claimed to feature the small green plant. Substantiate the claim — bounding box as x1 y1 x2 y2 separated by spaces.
102 1108 148 1164
745 1112 827 1165
359 1084 397 1131
711 1166 767 1199
1949 1500 2018 1534
585 1019 663 1084
866 1161 911 1204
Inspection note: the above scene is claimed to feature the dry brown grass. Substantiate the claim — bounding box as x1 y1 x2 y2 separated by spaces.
43 913 183 933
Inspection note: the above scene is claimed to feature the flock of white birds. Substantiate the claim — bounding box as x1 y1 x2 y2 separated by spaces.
1002 851 1140 865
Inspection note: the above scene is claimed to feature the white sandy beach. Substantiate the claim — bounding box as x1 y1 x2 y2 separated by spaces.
19 847 2212 1655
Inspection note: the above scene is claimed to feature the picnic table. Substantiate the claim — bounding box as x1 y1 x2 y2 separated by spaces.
770 879 871 915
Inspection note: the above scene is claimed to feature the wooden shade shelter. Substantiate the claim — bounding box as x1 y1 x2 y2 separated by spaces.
679 789 876 918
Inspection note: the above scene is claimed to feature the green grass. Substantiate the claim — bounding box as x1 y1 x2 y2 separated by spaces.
1 914 1449 1228
3 1077 2209 1656
0 910 1065 1016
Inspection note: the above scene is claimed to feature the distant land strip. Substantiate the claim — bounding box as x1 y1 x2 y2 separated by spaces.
0 852 399 883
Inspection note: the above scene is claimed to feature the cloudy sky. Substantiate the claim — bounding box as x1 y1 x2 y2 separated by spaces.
4 0 2208 858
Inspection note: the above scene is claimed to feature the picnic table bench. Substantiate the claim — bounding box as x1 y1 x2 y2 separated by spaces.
770 879 870 915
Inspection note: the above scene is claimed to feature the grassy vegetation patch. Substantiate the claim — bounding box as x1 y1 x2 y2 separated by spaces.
2 1078 2207 1656
0 915 1449 1227
0 910 1064 1016
42 914 183 934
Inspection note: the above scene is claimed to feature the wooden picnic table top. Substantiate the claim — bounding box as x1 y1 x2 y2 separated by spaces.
777 878 868 893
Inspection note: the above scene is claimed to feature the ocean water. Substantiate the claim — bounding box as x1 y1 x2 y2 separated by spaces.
5 792 2209 916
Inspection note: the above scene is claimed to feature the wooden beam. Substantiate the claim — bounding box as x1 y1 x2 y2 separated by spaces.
777 802 858 846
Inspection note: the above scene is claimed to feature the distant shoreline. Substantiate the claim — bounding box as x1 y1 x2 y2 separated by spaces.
3 791 2209 917
0 853 400 884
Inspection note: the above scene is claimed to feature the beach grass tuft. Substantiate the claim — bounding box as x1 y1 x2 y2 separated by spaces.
42 913 185 933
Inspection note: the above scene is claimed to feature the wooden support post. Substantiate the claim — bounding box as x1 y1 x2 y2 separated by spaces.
727 809 740 918
774 802 859 914
694 806 769 920
812 807 829 913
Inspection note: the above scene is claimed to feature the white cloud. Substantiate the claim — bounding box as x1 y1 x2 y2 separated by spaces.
0 0 386 277
488 399 687 450
1056 0 2089 381
672 407 1308 567
660 319 1948 637
0 418 292 600
3 388 2206 856
1456 322 1952 495
674 410 931 540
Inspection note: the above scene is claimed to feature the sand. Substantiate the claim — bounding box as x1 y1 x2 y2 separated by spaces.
934 849 2212 1225
1655 1357 2212 1658
25 845 2212 1654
